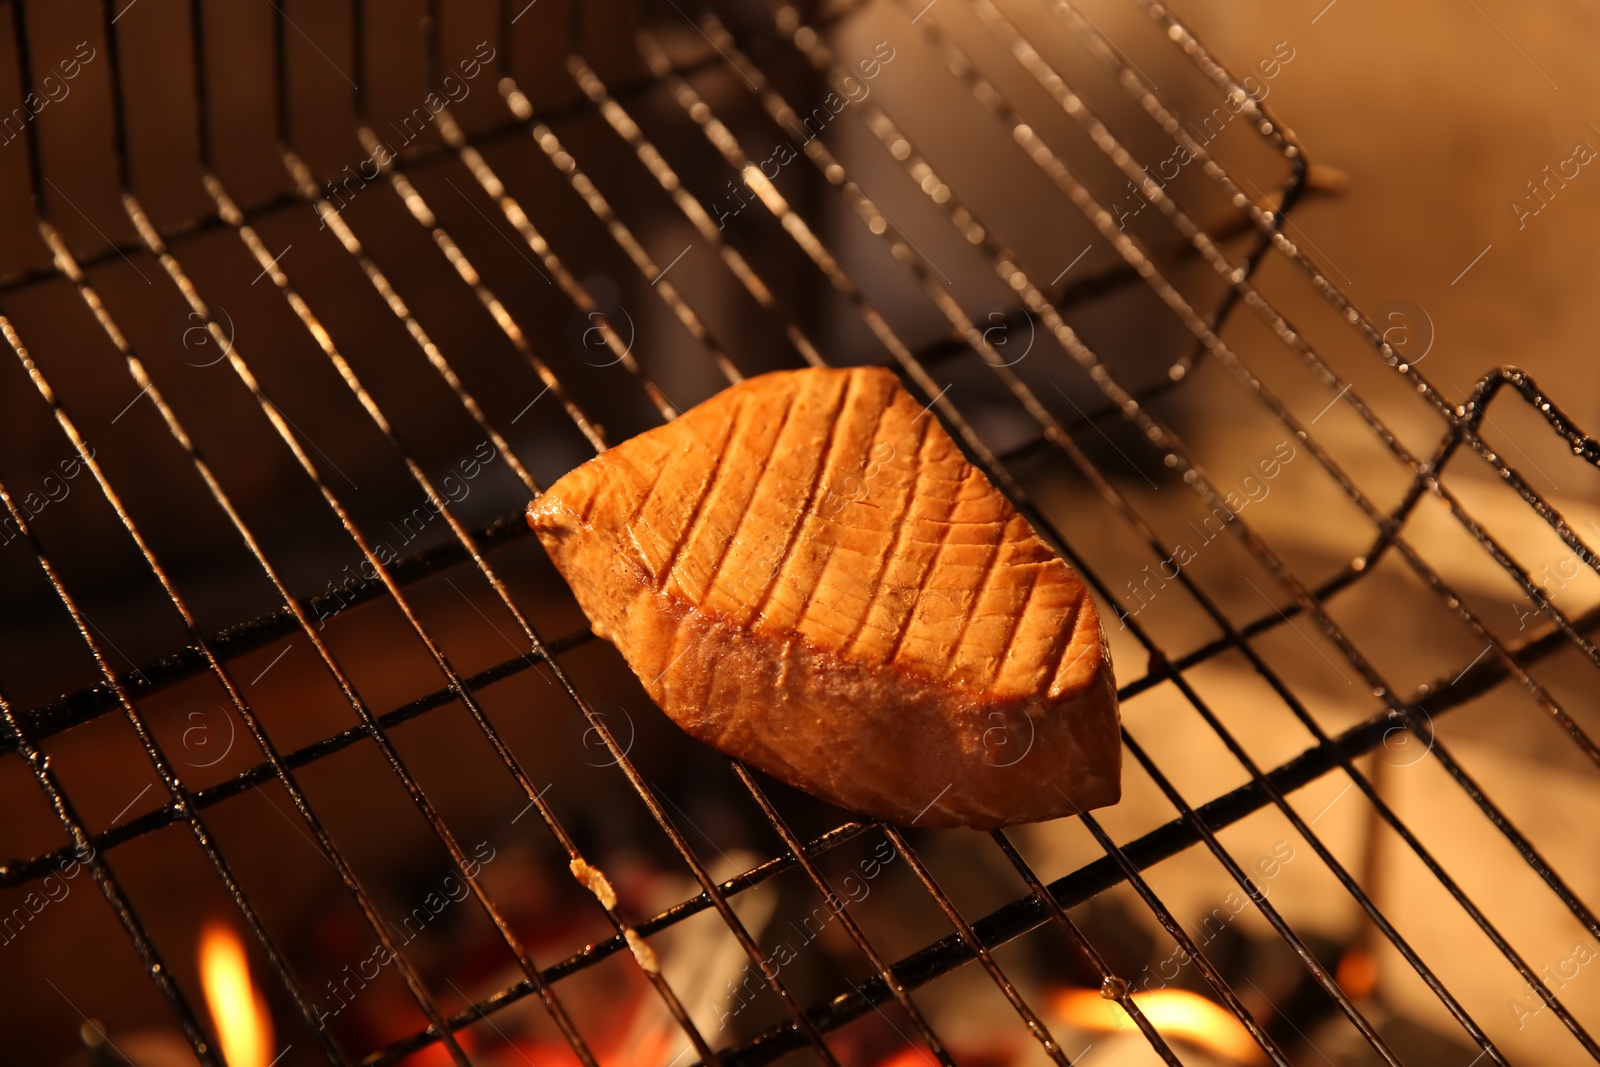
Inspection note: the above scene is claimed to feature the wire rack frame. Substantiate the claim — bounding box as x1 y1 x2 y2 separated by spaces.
0 0 1595 1066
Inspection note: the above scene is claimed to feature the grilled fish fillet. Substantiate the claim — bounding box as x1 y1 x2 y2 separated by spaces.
527 365 1119 828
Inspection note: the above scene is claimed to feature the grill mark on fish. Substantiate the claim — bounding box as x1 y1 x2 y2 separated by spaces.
746 371 858 624
698 391 800 605
783 374 895 632
1042 585 1090 696
843 411 932 656
941 524 1006 676
870 441 966 643
616 451 676 573
620 452 658 530
657 397 748 593
676 401 762 494
885 470 967 667
899 517 1014 530
784 538 839 635
988 560 1043 688
624 515 667 577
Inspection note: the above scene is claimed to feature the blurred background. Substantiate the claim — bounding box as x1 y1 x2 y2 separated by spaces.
1 1 1598 1065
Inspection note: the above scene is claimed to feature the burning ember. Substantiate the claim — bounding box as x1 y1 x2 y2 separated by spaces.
1335 947 1379 1001
1051 987 1265 1065
199 920 275 1067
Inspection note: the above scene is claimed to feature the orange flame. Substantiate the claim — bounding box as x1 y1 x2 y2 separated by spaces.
1337 947 1379 1001
199 920 274 1067
1051 987 1265 1064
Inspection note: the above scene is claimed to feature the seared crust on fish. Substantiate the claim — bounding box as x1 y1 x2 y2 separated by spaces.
528 365 1119 829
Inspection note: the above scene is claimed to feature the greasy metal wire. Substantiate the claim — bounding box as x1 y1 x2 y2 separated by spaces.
694 2 1600 1058
688 3 1592 1060
630 11 1406 1060
2 0 1598 1065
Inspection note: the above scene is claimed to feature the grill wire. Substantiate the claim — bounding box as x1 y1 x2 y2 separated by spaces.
1 0 1598 1065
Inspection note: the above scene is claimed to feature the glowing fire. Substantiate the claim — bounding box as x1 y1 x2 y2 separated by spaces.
1337 947 1379 1000
1051 987 1265 1064
199 920 274 1067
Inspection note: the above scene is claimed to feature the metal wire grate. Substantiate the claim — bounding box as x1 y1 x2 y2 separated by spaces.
2 0 1598 1065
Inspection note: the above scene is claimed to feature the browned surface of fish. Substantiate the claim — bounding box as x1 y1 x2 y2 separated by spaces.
527 365 1119 828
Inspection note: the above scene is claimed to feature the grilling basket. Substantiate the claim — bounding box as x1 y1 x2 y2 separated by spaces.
2 1 1598 1066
